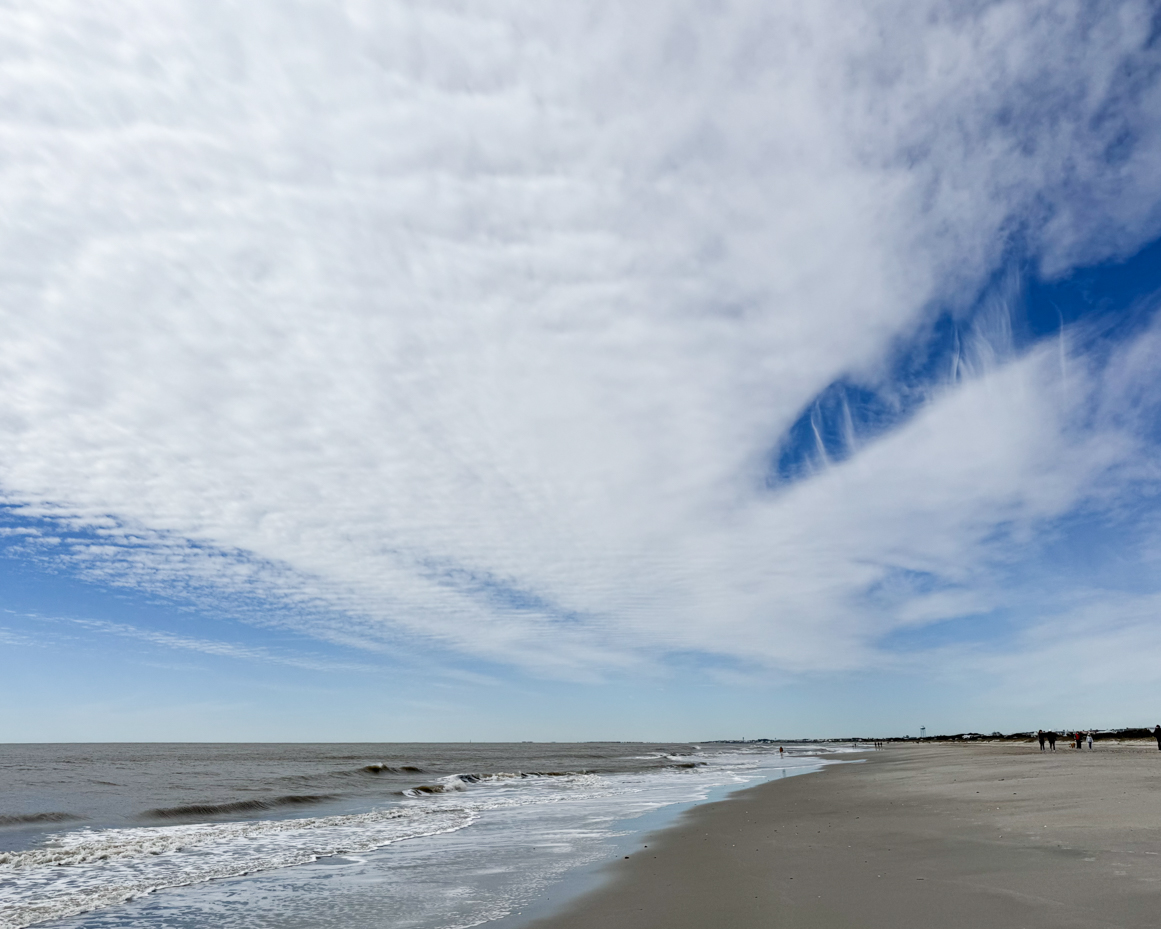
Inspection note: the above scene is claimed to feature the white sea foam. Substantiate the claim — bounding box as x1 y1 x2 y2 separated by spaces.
0 806 474 929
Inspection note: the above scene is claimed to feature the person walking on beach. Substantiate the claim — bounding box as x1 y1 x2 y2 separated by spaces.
1047 731 1056 751
1075 731 1082 750
1154 725 1161 750
1087 732 1093 750
1038 730 1046 751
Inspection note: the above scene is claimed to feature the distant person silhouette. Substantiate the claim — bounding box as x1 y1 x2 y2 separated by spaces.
1154 725 1161 750
1087 732 1093 750
1047 731 1056 751
1038 730 1046 751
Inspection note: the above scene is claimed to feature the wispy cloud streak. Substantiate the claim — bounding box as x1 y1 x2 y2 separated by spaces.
18 612 382 673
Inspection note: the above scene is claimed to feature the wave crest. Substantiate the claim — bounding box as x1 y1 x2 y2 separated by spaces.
0 813 82 827
142 795 335 819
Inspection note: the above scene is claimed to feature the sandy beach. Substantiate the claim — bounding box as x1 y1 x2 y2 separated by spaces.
525 742 1161 928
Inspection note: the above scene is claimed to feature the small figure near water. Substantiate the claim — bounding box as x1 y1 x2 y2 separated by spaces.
1038 730 1046 751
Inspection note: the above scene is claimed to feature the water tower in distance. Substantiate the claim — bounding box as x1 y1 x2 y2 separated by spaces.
920 726 926 739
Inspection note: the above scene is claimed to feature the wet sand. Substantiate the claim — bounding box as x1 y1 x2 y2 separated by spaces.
525 742 1161 928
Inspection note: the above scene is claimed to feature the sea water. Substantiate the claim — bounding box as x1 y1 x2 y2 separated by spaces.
0 742 850 929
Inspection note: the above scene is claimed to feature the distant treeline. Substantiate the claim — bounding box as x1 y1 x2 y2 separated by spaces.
713 728 1158 743
918 728 1157 742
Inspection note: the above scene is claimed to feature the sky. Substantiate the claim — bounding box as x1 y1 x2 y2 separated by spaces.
2 0 1161 742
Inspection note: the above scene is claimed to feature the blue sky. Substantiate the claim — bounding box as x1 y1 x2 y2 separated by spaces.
3 0 1161 741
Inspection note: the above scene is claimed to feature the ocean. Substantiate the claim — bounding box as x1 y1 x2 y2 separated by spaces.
0 742 850 929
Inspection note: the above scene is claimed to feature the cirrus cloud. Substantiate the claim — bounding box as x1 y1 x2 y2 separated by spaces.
1 0 1160 678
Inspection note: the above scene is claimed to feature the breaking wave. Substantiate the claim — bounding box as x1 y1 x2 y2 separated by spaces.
360 764 423 775
402 770 589 797
142 795 337 819
0 813 82 827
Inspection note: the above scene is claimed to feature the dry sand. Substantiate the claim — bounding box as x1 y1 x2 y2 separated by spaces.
525 742 1161 928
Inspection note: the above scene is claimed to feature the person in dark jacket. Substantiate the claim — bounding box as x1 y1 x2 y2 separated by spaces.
1038 730 1046 751
1047 731 1056 751
1154 725 1161 750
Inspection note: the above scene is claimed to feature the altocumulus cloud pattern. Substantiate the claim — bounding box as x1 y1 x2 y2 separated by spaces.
2 0 1161 681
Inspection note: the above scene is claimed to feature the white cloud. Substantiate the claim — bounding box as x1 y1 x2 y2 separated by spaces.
63 617 381 672
0 627 37 647
0 1 1159 676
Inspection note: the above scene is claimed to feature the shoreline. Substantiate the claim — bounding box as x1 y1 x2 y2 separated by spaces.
490 755 837 929
518 743 1161 928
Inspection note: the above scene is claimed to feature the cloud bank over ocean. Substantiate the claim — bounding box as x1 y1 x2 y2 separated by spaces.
2 1 1161 699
